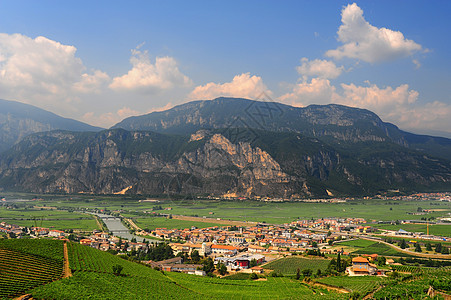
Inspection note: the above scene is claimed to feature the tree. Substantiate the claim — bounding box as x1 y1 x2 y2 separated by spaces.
400 239 407 249
316 269 322 277
249 259 257 268
414 243 422 252
328 239 334 246
302 269 312 277
202 257 215 274
250 273 258 280
112 264 123 276
435 243 442 253
218 263 227 276
295 268 301 280
426 243 433 251
377 256 386 266
191 250 201 263
336 253 341 272
441 247 449 255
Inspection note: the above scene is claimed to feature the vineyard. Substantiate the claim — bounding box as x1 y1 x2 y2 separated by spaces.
316 275 387 295
389 264 424 273
0 240 64 299
0 238 64 261
31 271 197 300
166 271 346 300
262 257 331 275
373 267 451 299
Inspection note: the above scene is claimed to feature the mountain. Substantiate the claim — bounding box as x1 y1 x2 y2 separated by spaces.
0 127 450 197
113 97 451 161
0 97 450 197
0 99 103 153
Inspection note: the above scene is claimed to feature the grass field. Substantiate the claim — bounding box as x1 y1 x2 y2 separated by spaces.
3 193 451 224
262 257 331 275
316 275 387 294
0 207 99 231
31 240 345 299
133 216 225 230
373 223 451 237
337 239 412 257
0 239 64 298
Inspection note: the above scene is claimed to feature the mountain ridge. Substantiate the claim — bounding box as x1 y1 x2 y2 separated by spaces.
112 97 451 161
0 98 104 153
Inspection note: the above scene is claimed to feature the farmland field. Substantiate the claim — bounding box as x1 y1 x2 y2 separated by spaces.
374 267 451 299
166 271 345 300
132 216 225 230
373 223 451 237
337 239 411 257
35 240 346 299
0 239 64 298
316 275 387 294
0 207 99 231
3 192 451 224
262 256 331 275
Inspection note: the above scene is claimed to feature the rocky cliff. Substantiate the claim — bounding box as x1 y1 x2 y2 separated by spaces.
1 128 450 197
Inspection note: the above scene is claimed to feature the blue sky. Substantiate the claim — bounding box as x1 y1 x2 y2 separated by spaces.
0 1 450 137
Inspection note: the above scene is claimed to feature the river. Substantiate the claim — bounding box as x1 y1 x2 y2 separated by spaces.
91 213 160 244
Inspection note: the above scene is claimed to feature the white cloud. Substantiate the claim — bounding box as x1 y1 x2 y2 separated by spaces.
188 73 272 100
326 3 423 63
73 70 110 93
336 82 419 114
279 77 451 135
81 106 140 128
296 58 344 79
109 48 192 92
0 33 109 111
278 78 336 106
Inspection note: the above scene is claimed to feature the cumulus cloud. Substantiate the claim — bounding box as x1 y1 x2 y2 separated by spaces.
73 70 110 93
279 77 451 135
296 58 344 79
188 73 272 100
326 3 423 63
279 78 336 106
0 33 109 111
81 106 140 127
109 48 192 92
336 82 419 114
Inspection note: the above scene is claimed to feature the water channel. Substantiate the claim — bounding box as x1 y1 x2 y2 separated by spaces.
91 213 160 244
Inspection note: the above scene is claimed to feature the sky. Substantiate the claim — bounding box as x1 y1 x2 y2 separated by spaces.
0 1 450 137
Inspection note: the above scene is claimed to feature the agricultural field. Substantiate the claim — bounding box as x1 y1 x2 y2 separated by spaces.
0 239 64 299
336 239 411 257
36 240 346 299
0 206 99 231
262 256 331 275
132 216 225 230
31 271 196 300
316 275 387 295
166 271 345 300
373 267 451 299
373 223 451 237
3 193 451 224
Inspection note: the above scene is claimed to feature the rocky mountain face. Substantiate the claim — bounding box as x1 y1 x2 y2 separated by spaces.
0 127 450 197
113 97 451 161
0 99 103 153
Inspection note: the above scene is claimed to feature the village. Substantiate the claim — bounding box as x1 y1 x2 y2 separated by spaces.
4 214 450 279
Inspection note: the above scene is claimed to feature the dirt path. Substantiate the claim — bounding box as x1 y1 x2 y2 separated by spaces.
125 218 141 231
309 281 350 293
172 215 256 227
63 241 72 278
